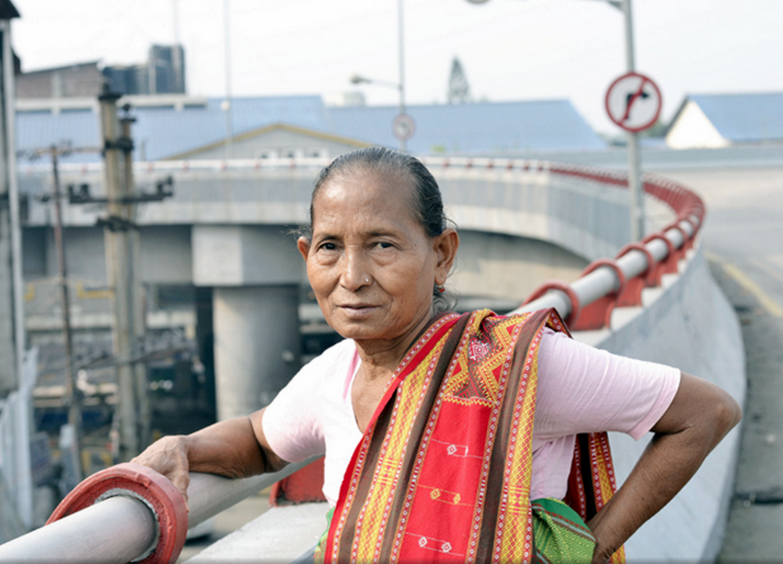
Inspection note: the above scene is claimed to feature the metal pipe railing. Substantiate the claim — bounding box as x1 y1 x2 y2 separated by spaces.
0 457 319 563
0 496 156 563
185 456 320 530
512 217 698 320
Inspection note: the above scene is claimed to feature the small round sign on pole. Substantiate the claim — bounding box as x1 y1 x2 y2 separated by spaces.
605 72 662 133
392 113 416 141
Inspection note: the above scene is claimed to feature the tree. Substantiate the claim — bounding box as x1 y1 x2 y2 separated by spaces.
447 57 472 104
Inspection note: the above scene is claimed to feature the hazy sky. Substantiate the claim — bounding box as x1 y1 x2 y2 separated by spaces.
10 0 783 134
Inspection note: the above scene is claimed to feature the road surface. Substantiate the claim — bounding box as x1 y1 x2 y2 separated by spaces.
662 165 783 562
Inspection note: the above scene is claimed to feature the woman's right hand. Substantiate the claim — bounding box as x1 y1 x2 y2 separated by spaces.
131 435 193 511
128 412 282 513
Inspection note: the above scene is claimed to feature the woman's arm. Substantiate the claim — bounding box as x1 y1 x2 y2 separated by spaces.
130 407 287 510
587 372 742 563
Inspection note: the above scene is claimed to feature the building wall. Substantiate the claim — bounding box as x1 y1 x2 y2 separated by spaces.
16 63 104 99
0 208 17 393
177 128 364 161
0 34 17 394
666 100 731 150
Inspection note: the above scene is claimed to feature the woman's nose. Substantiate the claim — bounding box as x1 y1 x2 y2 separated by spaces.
341 249 371 291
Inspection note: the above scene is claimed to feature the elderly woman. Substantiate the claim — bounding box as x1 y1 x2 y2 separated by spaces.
134 147 741 563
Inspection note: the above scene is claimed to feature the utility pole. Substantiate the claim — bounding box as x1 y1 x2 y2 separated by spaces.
49 146 84 482
99 89 139 461
120 110 150 450
58 92 170 461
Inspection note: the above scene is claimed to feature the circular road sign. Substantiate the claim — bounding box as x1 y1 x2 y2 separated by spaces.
392 113 416 141
605 72 662 133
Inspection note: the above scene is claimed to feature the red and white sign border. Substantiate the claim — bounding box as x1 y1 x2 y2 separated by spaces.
604 71 662 133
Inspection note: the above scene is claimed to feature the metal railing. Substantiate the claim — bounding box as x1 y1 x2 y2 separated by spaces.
0 160 705 562
0 457 319 563
511 167 703 327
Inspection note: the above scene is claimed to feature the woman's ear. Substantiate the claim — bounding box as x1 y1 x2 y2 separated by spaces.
433 228 459 285
297 237 311 261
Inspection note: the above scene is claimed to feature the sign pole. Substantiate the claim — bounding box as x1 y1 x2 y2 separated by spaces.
605 70 662 244
622 0 644 241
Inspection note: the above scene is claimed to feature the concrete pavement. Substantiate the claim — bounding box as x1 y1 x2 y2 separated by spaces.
177 491 272 563
661 164 783 562
711 258 783 563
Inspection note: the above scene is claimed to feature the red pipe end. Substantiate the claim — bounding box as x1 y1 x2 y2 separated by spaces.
46 462 188 564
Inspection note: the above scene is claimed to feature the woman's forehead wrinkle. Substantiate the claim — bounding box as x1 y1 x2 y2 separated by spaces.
312 176 416 238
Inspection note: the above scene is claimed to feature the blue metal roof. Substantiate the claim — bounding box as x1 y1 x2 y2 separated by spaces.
16 95 331 164
15 94 604 163
17 110 102 163
328 100 605 155
133 96 330 160
689 93 783 143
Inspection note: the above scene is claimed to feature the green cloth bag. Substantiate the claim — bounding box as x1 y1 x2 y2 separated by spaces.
532 497 596 564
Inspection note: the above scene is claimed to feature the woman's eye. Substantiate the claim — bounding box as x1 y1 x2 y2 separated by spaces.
318 242 337 251
375 241 394 249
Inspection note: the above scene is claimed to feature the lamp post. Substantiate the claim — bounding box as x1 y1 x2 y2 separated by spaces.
350 0 408 152
466 0 645 240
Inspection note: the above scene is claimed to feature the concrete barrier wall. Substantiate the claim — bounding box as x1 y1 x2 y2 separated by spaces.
21 164 634 264
585 244 744 561
434 167 631 261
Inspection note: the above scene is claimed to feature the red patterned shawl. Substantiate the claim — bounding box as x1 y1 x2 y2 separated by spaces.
323 309 624 564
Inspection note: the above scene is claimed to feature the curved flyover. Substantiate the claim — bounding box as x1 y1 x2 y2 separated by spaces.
2 158 743 563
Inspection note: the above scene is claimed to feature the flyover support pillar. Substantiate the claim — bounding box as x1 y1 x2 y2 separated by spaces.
212 285 301 420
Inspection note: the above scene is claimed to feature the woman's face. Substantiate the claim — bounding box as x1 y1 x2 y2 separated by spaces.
298 168 457 347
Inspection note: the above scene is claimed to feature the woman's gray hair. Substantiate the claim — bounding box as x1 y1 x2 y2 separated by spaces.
302 146 457 312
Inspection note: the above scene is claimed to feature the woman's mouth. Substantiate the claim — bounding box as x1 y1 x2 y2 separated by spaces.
339 304 378 318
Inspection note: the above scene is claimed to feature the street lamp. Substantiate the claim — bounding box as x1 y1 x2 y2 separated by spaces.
350 74 403 94
466 0 645 241
350 0 409 152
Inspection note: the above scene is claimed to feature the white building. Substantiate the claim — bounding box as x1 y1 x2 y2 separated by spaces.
667 92 783 149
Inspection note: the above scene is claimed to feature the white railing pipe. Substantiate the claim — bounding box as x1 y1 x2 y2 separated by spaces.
514 218 698 320
186 456 321 530
0 456 319 563
0 496 156 563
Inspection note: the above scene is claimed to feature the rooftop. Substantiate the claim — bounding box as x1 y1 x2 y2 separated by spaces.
685 92 783 143
15 94 605 164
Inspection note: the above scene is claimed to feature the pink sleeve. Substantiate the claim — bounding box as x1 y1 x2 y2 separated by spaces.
534 328 681 441
262 363 326 463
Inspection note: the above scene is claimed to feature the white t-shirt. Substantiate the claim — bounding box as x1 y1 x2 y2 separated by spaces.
263 327 680 506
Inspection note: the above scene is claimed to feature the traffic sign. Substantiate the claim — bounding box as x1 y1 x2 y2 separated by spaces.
392 113 416 141
605 72 662 133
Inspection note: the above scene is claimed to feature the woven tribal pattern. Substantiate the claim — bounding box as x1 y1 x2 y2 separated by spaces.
492 315 540 563
327 313 462 564
443 315 521 407
351 333 451 563
325 309 626 564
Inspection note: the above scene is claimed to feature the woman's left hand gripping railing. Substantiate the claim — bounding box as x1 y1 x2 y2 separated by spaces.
0 456 321 564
